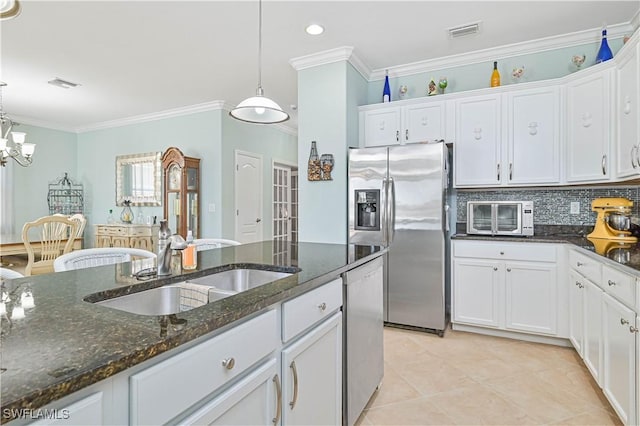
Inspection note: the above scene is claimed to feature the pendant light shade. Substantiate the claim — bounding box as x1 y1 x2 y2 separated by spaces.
230 0 289 125
230 88 289 124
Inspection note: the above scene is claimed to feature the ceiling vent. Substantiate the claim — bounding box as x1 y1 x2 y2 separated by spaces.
448 21 481 38
47 78 80 89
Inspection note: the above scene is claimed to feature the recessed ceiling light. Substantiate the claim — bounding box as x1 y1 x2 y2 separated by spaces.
305 24 324 36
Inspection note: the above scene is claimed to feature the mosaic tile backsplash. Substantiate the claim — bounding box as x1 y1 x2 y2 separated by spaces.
456 186 640 225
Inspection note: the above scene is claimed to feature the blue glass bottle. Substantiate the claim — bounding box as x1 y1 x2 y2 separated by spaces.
595 29 613 63
383 70 391 103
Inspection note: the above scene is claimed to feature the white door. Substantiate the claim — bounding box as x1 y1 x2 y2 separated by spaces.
602 293 636 426
281 313 342 426
615 40 640 179
402 102 445 144
452 259 501 327
568 270 585 355
454 94 502 187
566 69 612 182
504 261 557 335
506 87 561 185
235 151 263 243
583 279 603 385
362 107 401 147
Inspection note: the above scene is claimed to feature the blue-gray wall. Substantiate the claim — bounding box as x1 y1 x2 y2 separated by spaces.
9 109 296 247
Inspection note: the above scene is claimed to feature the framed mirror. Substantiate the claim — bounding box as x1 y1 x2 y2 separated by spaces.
116 152 162 206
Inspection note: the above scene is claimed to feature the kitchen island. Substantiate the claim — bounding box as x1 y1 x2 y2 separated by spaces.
0 241 384 424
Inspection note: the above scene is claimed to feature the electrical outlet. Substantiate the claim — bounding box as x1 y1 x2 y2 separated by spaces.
570 201 580 215
208 203 216 213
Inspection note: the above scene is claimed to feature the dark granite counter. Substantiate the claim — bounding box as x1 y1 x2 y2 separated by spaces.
452 224 640 275
0 241 384 422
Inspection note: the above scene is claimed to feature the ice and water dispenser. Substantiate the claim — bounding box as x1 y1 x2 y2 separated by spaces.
354 189 380 231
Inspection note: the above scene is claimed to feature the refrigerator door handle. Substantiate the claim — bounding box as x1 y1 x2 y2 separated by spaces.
381 178 388 245
388 176 396 244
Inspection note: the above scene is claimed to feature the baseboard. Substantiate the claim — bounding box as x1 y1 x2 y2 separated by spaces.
451 323 573 347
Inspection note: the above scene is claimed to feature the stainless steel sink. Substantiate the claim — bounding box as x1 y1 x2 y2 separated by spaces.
93 268 295 316
187 269 293 292
96 285 189 316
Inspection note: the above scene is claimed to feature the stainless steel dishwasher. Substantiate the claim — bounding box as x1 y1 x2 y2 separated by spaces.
343 255 384 426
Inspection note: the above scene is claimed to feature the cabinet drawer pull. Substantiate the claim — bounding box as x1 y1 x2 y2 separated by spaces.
272 374 282 424
396 130 400 142
576 262 584 267
631 146 638 169
289 361 299 409
575 281 583 288
509 163 513 181
601 155 607 175
493 267 498 271
221 357 235 370
607 280 616 286
496 163 500 181
499 251 504 255
506 268 511 272
621 318 630 326
405 129 409 140
317 302 327 311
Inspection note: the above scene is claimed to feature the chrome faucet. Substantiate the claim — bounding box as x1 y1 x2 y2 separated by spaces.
157 234 187 276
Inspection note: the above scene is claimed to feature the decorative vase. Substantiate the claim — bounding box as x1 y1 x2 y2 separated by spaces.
120 200 134 223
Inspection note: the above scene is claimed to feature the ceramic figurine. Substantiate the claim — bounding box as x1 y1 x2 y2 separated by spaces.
571 54 586 70
438 77 448 94
428 78 437 96
399 85 408 99
511 66 525 82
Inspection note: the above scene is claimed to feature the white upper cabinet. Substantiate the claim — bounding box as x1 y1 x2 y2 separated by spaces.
360 106 402 147
402 102 446 144
454 94 502 186
506 86 561 185
566 67 613 183
359 99 446 147
615 33 640 179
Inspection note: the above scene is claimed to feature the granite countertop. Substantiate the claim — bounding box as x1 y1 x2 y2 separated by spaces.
0 241 384 422
452 224 640 275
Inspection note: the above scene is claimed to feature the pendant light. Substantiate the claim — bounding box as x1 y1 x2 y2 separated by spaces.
230 0 289 124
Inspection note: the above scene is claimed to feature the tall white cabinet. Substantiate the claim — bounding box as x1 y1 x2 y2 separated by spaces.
565 67 613 182
615 31 640 179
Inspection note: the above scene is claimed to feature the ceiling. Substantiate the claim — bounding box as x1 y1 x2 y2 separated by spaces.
1 1 639 133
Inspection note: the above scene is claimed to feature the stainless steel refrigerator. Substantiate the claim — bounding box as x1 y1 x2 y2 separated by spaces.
348 142 450 335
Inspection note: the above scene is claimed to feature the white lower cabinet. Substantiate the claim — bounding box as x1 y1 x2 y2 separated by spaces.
583 279 603 385
29 392 104 426
602 293 637 426
452 240 559 337
452 258 500 327
180 359 278 426
568 269 585 354
281 312 342 426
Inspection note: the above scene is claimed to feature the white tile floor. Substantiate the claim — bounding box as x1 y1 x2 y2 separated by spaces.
356 326 622 426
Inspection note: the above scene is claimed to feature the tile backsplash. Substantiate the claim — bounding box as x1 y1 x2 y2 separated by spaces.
456 186 640 225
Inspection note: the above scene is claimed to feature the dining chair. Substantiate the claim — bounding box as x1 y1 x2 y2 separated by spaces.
53 213 87 238
53 247 157 272
192 238 241 251
0 267 24 280
22 215 80 276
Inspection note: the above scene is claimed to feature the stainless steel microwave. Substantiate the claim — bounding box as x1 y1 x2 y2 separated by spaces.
467 201 534 236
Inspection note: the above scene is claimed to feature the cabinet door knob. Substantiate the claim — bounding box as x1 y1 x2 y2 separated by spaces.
607 280 616 286
601 155 607 175
499 251 504 255
256 218 262 223
632 146 638 169
493 267 498 271
405 129 409 140
630 326 639 334
506 268 512 272
396 130 400 142
621 318 630 326
221 357 236 369
317 302 327 311
576 262 584 267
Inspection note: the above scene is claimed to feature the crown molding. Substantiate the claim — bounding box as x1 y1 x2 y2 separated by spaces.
631 8 640 32
289 46 371 80
369 22 635 80
9 115 78 133
76 100 228 133
272 123 297 136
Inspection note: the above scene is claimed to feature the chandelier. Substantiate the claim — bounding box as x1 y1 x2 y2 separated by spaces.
0 82 35 167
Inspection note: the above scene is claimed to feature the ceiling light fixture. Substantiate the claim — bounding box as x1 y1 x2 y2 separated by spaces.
0 82 36 167
0 0 21 20
230 0 289 125
305 24 324 36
